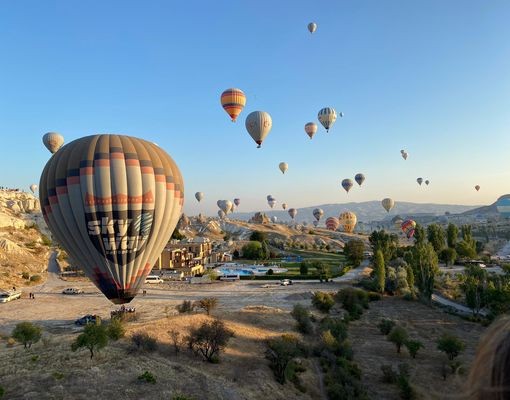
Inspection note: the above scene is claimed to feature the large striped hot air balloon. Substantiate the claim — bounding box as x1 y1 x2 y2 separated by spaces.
220 88 246 122
39 134 184 304
42 132 64 154
325 217 340 231
318 107 338 133
217 200 233 214
341 179 354 193
305 122 318 139
339 211 357 233
496 195 510 218
245 111 272 148
401 220 417 239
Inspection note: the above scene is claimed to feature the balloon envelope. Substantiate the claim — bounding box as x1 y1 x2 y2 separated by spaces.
425 180 430 185
475 185 480 192
195 192 204 202
401 220 417 239
220 88 246 122
268 199 277 208
341 179 354 193
325 217 340 231
217 200 233 214
288 208 297 219
281 203 287 210
318 107 337 132
308 22 317 33
354 173 365 186
42 132 64 154
30 184 38 193
339 212 357 233
313 208 324 221
39 134 184 304
234 198 241 207
382 198 395 212
305 122 318 139
402 152 408 160
417 178 423 185
218 210 226 219
245 111 272 148
279 162 288 174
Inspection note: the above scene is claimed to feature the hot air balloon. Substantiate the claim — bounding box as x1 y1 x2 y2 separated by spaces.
382 198 395 212
234 198 241 207
425 180 430 186
496 195 510 218
220 88 246 122
42 132 64 154
218 210 226 219
217 200 233 214
417 178 423 186
313 208 324 221
305 122 318 139
392 215 404 229
288 208 297 220
318 107 338 133
475 185 480 192
195 192 204 202
282 203 288 210
279 162 288 174
245 111 272 148
271 216 278 223
268 198 277 208
402 152 408 160
400 149 405 154
308 22 317 33
354 173 365 186
325 217 340 231
341 179 354 193
401 220 417 239
39 134 184 304
313 220 319 227
30 184 38 194
339 211 357 233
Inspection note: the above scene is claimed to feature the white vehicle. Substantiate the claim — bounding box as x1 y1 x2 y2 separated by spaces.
0 290 22 303
62 288 84 295
144 275 164 284
280 279 293 286
219 274 240 282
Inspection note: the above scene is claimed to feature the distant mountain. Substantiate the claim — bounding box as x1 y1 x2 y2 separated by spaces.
231 201 480 224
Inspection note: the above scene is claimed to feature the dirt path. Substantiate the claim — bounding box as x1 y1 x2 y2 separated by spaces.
312 359 328 400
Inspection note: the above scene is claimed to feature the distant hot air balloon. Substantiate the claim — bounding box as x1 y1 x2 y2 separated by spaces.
266 195 273 201
308 22 317 33
220 88 246 122
42 132 64 154
354 173 365 186
318 107 338 133
341 179 354 193
392 215 404 229
217 200 233 214
282 203 288 210
234 198 241 207
400 149 405 154
305 122 318 139
339 212 357 233
313 221 319 227
325 217 340 231
271 216 278 223
39 134 184 304
268 198 277 208
288 208 297 220
475 185 480 192
195 192 204 202
401 220 417 239
30 184 38 194
382 198 395 212
279 162 288 174
425 180 430 186
218 210 226 219
496 194 510 218
417 178 423 186
245 111 272 148
402 152 408 160
313 208 324 221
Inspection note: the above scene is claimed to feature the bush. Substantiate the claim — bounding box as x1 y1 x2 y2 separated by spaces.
377 319 396 335
22 272 30 280
388 326 408 353
137 371 156 384
368 291 382 301
320 317 348 342
131 332 158 352
0 386 4 398
381 364 398 383
405 340 423 359
176 300 194 314
336 288 369 320
437 334 465 361
12 322 42 349
71 322 108 359
195 297 218 316
290 304 313 334
397 364 416 400
266 334 302 384
266 268 274 275
106 319 125 341
188 319 234 363
29 275 42 283
312 291 335 313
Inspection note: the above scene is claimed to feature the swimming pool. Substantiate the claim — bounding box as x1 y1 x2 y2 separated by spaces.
216 265 288 276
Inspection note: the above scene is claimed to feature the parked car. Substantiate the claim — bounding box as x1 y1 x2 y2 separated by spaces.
280 279 293 286
62 288 84 295
74 315 99 326
0 290 22 303
144 275 164 284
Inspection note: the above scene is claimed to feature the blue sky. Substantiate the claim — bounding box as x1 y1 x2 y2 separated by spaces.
0 0 509 215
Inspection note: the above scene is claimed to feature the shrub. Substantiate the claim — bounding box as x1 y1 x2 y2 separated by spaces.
397 364 416 400
172 395 193 400
388 326 408 353
320 317 348 342
188 319 233 363
299 262 309 275
106 319 125 341
266 334 302 384
312 291 335 313
12 322 42 349
335 288 369 319
138 371 156 384
168 329 180 354
290 304 313 334
195 297 218 316
405 340 423 359
368 291 382 301
266 268 274 275
437 334 465 361
71 322 108 359
381 364 398 383
0 386 4 398
176 300 194 314
131 332 158 352
377 319 396 335
22 272 30 280
29 275 42 283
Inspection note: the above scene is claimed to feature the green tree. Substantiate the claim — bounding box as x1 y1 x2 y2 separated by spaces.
461 265 488 316
413 224 426 245
171 229 185 240
265 334 302 384
260 241 270 260
437 334 465 361
405 340 423 359
388 326 408 353
71 322 108 359
188 319 234 363
241 241 263 260
406 265 415 293
408 243 439 303
195 297 219 316
446 224 459 249
427 224 446 252
299 262 309 275
439 247 457 267
106 319 125 341
249 231 267 243
312 292 335 313
369 230 398 263
12 322 42 349
344 239 365 267
456 225 477 259
290 304 313 334
315 262 331 282
374 249 386 294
